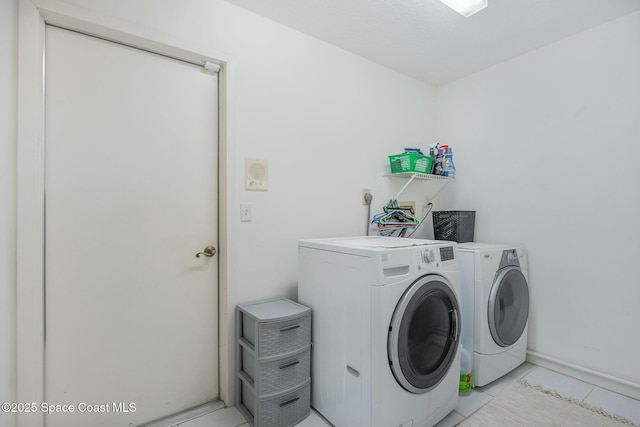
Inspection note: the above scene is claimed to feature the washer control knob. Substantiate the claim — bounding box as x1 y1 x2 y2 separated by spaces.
507 252 516 262
423 249 435 264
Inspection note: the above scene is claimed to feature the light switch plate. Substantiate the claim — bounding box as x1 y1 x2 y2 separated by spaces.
240 202 252 222
245 158 269 191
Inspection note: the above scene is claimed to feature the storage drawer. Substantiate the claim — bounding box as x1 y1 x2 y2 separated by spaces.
256 316 311 357
241 345 311 396
239 378 311 427
236 298 312 427
238 298 311 358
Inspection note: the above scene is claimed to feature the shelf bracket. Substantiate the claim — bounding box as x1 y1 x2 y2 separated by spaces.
386 173 454 205
393 174 416 201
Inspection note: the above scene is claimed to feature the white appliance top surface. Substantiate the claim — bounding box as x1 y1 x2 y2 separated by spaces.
323 236 444 248
300 236 448 250
457 242 517 251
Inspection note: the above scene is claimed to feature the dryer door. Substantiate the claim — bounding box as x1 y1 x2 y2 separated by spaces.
388 275 460 394
488 266 529 347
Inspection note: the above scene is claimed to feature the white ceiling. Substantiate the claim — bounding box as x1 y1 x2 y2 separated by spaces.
224 0 640 86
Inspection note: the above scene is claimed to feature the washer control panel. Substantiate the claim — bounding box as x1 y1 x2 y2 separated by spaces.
422 249 436 263
499 248 520 269
414 245 455 266
439 246 455 262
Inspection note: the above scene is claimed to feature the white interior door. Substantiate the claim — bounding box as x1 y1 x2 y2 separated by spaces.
44 25 219 427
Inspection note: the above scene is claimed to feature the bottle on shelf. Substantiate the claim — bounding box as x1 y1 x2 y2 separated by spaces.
429 143 438 159
434 148 444 175
443 147 456 178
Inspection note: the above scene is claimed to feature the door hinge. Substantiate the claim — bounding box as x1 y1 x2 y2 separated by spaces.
204 61 220 73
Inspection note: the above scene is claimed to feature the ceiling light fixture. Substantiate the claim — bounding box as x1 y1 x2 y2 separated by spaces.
439 0 488 18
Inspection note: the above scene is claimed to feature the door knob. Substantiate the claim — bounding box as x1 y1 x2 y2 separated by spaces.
195 245 216 258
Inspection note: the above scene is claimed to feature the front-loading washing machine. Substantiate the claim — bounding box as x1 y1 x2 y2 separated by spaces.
458 243 529 387
298 236 461 427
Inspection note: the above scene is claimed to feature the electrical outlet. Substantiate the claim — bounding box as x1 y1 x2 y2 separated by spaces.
399 201 416 214
362 188 371 205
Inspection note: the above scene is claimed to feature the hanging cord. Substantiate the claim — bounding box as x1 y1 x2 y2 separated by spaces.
406 202 434 238
364 192 373 236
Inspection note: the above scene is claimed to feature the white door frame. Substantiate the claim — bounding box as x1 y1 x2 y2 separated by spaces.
16 1 237 425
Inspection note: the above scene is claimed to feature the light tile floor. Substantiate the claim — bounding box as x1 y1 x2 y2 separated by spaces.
175 363 640 427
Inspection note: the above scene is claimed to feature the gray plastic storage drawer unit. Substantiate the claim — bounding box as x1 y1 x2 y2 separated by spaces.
236 298 311 427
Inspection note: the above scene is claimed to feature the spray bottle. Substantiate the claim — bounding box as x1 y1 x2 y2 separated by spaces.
459 345 473 396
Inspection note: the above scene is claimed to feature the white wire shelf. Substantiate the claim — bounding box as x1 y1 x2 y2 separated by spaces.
385 172 454 201
384 172 454 181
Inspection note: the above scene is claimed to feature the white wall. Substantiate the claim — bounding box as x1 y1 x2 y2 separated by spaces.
1 0 18 426
436 11 640 397
7 0 436 419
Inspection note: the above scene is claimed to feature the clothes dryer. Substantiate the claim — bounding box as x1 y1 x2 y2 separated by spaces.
298 237 461 427
458 243 529 387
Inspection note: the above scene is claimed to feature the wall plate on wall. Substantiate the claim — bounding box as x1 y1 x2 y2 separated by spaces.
399 201 416 214
245 157 269 191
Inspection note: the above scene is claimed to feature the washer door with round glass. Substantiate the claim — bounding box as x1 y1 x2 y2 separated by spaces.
388 275 460 394
488 266 529 347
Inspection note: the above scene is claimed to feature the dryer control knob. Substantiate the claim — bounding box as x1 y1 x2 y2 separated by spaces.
423 249 435 264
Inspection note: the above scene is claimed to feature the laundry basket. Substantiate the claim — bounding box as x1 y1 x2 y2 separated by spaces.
388 153 434 174
432 211 476 243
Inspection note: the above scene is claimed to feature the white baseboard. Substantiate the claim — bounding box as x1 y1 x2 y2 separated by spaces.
139 401 225 427
527 350 640 401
